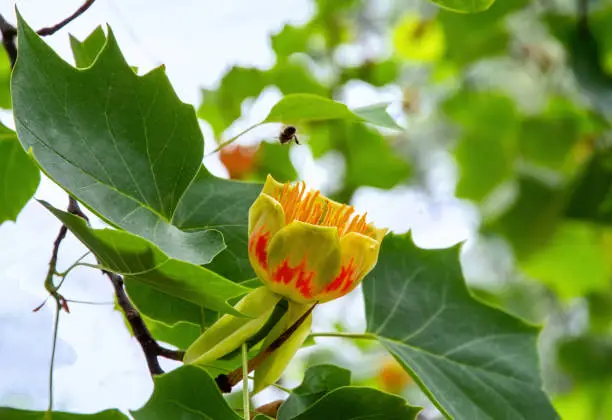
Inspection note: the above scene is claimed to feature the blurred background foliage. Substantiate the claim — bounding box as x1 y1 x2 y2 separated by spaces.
196 0 612 417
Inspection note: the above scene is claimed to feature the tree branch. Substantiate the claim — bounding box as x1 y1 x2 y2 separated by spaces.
215 303 317 393
37 0 97 36
0 0 97 67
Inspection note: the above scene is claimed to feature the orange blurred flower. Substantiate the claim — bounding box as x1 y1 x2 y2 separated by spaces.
219 144 259 179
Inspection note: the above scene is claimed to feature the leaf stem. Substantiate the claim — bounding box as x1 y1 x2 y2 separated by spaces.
241 343 250 420
48 299 61 412
207 123 262 155
309 332 376 340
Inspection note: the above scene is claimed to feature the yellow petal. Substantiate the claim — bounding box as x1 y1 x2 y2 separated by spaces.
265 221 342 304
253 302 313 394
248 193 286 283
261 174 284 197
183 287 280 365
392 14 445 63
316 232 382 302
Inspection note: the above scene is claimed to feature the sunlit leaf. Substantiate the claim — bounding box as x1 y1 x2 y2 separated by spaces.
0 123 40 224
42 202 249 316
12 17 226 265
393 15 445 62
430 0 495 13
131 365 241 420
0 47 11 109
70 25 106 68
352 104 402 130
364 234 558 419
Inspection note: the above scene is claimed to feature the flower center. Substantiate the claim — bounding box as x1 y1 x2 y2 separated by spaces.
276 181 373 237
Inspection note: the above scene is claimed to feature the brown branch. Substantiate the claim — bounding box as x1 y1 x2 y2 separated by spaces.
0 0 97 67
37 0 97 36
252 400 284 419
216 303 317 393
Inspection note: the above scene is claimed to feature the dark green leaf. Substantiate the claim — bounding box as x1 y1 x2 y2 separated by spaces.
558 335 612 382
445 90 519 202
0 408 126 419
430 0 495 13
278 365 351 420
42 202 249 316
0 123 40 224
70 26 106 68
12 17 225 265
364 234 558 419
171 167 262 281
286 387 420 420
131 365 241 420
566 152 612 224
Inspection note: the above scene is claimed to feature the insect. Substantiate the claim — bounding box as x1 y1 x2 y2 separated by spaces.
278 126 300 145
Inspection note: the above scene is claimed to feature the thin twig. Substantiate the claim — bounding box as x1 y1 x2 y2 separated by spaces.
0 0 97 67
216 303 317 393
48 299 61 411
37 0 97 36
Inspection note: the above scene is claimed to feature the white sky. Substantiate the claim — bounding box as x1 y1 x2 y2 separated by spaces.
0 0 478 415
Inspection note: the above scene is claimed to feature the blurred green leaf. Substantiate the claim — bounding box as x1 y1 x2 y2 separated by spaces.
0 123 40 224
344 123 409 189
521 222 612 299
439 0 527 66
13 19 229 265
566 152 612 224
431 0 496 13
199 67 268 137
0 46 11 109
269 61 329 96
131 365 241 420
445 90 519 202
278 365 351 420
70 25 106 68
558 335 612 382
352 104 402 130
255 142 297 183
43 202 249 317
364 234 558 419
519 116 580 170
272 24 310 59
488 176 566 259
0 408 126 419
339 60 399 87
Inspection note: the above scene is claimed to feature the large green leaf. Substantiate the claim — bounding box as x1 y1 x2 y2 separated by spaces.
12 16 224 265
0 408 126 419
131 365 241 420
0 123 40 224
444 90 519 202
70 26 106 68
430 0 495 13
42 202 249 317
278 365 351 420
363 234 558 419
286 387 420 420
0 47 11 109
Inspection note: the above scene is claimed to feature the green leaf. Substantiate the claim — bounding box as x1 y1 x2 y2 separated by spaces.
521 222 612 299
268 62 329 97
144 316 201 350
344 123 409 189
278 365 351 420
272 24 310 59
352 104 402 130
0 123 40 224
0 408 126 419
0 47 11 109
42 201 249 316
566 152 612 224
264 94 399 129
131 365 241 420
283 387 420 420
255 142 297 183
12 17 224 265
558 335 612 382
171 167 262 281
444 90 519 202
364 233 558 419
430 0 495 13
70 26 106 68
439 0 528 66
519 116 580 170
198 67 268 137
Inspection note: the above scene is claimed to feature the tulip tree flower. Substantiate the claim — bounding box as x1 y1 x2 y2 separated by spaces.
185 175 386 393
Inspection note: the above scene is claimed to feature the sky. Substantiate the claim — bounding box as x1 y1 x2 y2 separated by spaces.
0 0 480 415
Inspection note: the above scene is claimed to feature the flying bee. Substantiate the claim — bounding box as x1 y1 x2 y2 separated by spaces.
278 125 300 145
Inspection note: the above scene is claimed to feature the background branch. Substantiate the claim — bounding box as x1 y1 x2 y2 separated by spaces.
37 0 97 36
